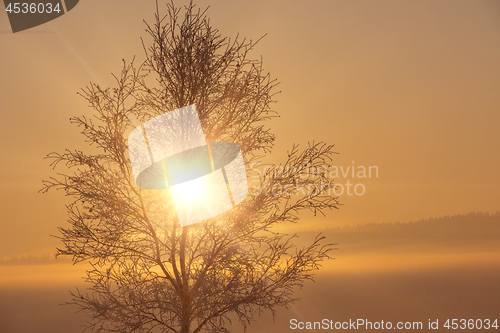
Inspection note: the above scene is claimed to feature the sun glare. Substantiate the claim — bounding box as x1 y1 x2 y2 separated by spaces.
170 174 206 203
168 168 234 226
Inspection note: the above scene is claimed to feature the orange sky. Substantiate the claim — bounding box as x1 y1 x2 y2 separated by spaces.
1 0 500 258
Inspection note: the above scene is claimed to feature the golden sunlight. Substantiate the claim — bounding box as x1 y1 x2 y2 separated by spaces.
170 174 206 204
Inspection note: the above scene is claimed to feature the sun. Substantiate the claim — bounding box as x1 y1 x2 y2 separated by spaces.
169 174 206 204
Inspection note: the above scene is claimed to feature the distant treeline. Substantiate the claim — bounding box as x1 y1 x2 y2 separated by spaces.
298 212 500 252
2 212 499 264
0 253 72 265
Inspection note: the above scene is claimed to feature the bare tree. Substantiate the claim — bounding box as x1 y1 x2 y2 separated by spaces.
42 2 339 332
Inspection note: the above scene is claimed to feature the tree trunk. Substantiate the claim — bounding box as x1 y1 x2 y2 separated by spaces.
179 226 191 333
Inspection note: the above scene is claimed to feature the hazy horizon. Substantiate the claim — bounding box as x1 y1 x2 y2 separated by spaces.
2 212 500 332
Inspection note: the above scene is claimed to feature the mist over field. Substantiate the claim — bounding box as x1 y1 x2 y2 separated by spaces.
1 212 499 333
